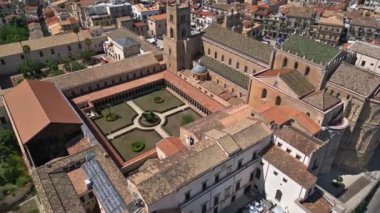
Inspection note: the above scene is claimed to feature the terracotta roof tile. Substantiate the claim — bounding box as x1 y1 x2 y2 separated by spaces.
149 13 167 21
156 137 186 157
301 189 333 213
262 144 317 188
253 105 321 135
275 126 322 155
3 80 82 144
67 168 88 195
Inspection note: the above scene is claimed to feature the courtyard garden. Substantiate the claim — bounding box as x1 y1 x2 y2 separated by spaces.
90 89 202 162
163 109 201 136
110 129 162 161
93 103 138 134
133 89 184 113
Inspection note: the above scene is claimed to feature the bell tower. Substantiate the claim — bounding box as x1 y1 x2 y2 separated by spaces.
163 3 192 72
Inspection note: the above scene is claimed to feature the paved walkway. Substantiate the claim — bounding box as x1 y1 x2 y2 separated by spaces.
339 176 371 202
107 101 189 139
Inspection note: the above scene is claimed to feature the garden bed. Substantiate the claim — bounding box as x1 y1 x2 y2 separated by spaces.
93 103 137 134
163 109 201 136
110 129 162 161
134 89 184 113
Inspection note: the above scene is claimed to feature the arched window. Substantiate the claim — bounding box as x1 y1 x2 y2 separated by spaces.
261 89 267 99
282 58 288 68
275 190 282 201
275 96 281 105
294 62 298 69
208 48 210 55
306 112 310 117
221 55 224 62
170 28 174 38
305 67 310 76
346 95 350 99
214 51 217 59
330 90 334 95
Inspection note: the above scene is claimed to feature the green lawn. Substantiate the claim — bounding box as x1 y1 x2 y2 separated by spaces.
134 89 185 113
110 129 162 161
93 103 137 134
163 109 201 136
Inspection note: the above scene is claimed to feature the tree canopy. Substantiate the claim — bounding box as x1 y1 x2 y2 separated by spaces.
0 16 29 44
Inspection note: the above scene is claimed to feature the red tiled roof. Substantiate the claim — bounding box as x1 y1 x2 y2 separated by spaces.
80 0 96 7
67 168 88 195
73 71 224 113
133 21 146 27
199 11 215 17
157 137 186 157
149 13 167 21
253 105 320 135
46 16 60 25
4 80 82 144
256 69 293 77
163 71 225 113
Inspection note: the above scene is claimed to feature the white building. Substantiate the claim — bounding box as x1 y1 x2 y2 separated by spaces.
349 41 380 75
81 0 132 28
126 105 345 213
103 36 140 61
132 3 160 21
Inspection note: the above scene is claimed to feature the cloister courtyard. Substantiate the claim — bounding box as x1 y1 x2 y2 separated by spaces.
91 89 201 162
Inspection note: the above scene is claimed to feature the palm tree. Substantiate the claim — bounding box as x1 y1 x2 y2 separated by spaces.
73 26 80 41
84 38 91 51
22 45 31 61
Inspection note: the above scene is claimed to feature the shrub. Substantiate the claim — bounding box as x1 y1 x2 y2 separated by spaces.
142 111 159 123
64 61 86 72
16 175 30 187
131 141 145 152
181 114 194 125
153 96 164 104
105 113 118 121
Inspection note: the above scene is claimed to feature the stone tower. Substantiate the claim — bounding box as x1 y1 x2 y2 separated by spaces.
163 3 193 72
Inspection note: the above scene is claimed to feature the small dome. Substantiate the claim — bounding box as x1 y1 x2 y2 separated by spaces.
192 65 208 74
